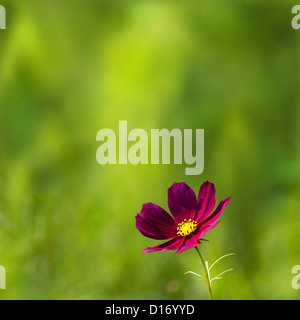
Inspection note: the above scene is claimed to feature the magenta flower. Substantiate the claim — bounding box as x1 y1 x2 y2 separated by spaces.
135 181 231 254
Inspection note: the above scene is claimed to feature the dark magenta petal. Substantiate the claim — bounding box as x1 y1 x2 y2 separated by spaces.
201 220 220 232
136 214 176 240
141 203 175 226
195 181 216 222
138 228 171 240
168 182 197 222
175 221 221 254
175 233 203 254
200 197 231 227
142 237 184 253
135 203 177 240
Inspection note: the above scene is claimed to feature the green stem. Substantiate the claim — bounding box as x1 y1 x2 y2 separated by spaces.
195 246 213 300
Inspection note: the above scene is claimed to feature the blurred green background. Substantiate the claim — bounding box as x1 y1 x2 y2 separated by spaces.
0 0 299 300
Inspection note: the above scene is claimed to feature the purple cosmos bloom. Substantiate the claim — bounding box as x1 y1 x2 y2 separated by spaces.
135 181 231 254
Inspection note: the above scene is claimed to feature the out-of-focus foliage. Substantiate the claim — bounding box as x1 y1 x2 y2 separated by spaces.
0 0 299 299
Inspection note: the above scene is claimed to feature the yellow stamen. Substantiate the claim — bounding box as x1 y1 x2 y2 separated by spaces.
177 219 197 237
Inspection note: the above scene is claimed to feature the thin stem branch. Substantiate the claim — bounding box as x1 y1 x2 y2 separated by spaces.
195 246 213 300
209 253 235 271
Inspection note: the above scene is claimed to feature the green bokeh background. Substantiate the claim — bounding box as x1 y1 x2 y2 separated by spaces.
0 0 299 299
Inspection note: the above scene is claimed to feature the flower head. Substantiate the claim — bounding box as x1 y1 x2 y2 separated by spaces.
135 181 231 254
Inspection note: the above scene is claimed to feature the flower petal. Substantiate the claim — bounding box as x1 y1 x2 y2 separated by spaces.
200 220 220 233
195 181 216 222
175 214 222 253
136 215 171 240
140 202 175 226
135 203 177 240
142 237 184 253
175 234 202 254
168 182 197 222
200 197 231 227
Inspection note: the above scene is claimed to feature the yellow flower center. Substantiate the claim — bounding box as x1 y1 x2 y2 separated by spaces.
177 219 198 237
